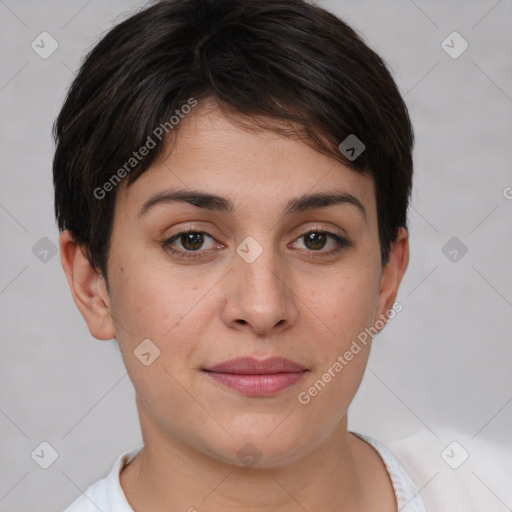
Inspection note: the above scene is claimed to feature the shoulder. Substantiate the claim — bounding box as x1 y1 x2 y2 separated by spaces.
384 428 512 512
62 445 143 512
353 431 426 511
62 477 109 512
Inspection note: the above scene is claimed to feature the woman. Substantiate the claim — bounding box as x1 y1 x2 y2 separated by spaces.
53 1 510 510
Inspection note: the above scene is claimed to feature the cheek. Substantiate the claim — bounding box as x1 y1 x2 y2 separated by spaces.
107 237 235 401
315 270 380 345
108 267 212 420
295 278 376 426
111 260 200 335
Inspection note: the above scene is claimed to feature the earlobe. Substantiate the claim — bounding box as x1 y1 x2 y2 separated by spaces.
375 227 409 329
59 230 116 340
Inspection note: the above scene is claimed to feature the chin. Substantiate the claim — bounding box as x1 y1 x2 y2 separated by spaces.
204 424 310 469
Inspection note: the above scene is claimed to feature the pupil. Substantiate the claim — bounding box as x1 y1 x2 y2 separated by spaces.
182 232 203 251
305 232 326 250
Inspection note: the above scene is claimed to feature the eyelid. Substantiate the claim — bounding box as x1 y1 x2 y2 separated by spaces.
294 224 348 241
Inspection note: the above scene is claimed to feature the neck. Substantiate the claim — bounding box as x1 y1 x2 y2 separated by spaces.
120 397 394 512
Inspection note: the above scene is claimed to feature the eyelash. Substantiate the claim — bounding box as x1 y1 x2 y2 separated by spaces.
162 228 352 260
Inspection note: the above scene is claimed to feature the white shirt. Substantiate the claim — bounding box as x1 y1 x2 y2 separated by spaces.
62 429 511 511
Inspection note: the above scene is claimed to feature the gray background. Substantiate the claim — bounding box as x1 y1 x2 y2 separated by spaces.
0 0 511 511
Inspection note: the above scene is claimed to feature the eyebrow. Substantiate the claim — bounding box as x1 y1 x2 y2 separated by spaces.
138 188 367 221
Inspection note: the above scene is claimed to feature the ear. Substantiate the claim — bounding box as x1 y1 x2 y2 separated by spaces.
59 230 116 340
374 227 409 329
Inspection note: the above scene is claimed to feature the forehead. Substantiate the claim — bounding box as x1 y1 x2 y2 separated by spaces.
116 102 377 222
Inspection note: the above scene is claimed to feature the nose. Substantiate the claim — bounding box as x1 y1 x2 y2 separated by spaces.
221 240 298 337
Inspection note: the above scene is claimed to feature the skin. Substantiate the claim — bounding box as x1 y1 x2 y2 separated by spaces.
60 98 409 512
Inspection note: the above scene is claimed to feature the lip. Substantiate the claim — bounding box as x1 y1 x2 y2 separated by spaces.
204 357 306 374
202 357 308 396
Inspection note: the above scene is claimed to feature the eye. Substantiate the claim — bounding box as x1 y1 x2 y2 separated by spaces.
291 229 352 257
162 227 352 260
162 229 219 258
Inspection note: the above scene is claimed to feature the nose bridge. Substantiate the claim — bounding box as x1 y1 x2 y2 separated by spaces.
226 233 295 333
236 234 286 303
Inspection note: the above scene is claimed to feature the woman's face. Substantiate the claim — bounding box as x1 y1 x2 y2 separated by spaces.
99 101 406 467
